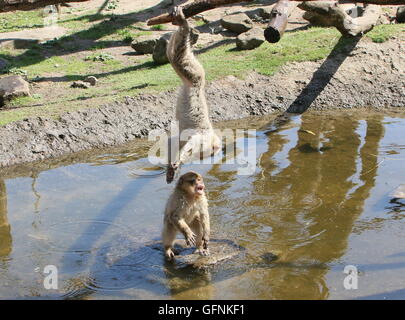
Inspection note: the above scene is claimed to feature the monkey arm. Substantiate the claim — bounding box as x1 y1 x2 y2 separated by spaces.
169 214 197 245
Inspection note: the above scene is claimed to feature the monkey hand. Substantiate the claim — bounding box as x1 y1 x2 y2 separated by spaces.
171 6 187 26
185 231 197 247
195 247 210 256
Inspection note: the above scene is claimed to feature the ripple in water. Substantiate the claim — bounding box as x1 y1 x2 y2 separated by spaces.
82 243 164 292
126 159 166 178
36 219 134 254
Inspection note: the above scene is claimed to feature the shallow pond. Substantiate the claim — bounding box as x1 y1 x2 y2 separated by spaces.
0 110 404 300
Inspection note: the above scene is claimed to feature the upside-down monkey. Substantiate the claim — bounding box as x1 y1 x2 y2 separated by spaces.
166 6 221 184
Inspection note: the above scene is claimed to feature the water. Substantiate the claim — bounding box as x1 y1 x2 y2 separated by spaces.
0 110 404 300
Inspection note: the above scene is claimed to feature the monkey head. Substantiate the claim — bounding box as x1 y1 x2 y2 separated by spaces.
177 171 205 197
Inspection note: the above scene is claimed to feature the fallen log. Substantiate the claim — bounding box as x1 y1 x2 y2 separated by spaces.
299 2 382 36
147 0 405 26
0 0 90 13
147 0 255 26
263 0 290 43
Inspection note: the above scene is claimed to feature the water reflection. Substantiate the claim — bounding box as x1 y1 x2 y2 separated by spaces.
204 112 386 299
1 111 405 299
0 180 11 259
253 113 383 299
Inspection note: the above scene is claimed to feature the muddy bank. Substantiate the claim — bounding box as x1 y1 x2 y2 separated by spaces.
0 37 404 168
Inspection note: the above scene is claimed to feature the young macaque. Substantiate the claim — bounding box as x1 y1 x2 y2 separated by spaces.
162 171 210 259
166 6 221 183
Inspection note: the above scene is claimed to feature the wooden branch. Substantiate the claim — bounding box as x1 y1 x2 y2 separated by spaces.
147 0 405 25
263 0 290 43
147 0 255 26
299 2 382 36
0 0 90 13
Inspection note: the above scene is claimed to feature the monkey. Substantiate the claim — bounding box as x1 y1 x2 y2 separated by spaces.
162 171 210 259
166 6 221 184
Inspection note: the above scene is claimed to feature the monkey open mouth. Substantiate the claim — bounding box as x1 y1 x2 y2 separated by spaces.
196 185 205 195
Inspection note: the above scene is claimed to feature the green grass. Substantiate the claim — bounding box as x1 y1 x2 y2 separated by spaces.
0 10 44 33
366 24 404 43
150 24 165 31
194 20 208 27
0 24 403 126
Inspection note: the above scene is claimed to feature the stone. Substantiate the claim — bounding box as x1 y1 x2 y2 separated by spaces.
84 76 98 86
396 6 405 23
245 7 274 20
152 29 199 65
0 58 8 71
0 75 30 105
70 80 90 89
131 35 160 54
236 27 265 50
220 13 253 34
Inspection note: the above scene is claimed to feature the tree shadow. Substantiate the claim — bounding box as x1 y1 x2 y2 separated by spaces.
32 60 159 83
286 35 361 114
262 35 361 133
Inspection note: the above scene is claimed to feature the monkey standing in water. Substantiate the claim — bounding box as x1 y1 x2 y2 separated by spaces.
166 6 221 184
163 171 210 259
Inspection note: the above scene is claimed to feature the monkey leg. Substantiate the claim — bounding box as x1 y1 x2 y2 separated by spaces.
162 223 178 259
190 220 209 256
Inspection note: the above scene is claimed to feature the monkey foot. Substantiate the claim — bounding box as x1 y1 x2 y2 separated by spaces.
165 248 177 260
171 6 186 26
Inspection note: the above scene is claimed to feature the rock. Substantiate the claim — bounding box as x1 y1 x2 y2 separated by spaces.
70 80 90 89
0 58 8 71
396 6 405 23
84 76 98 86
220 13 253 34
131 35 160 54
236 27 265 50
245 7 274 20
152 33 172 65
152 29 199 65
0 75 30 105
377 12 393 25
151 239 246 269
303 11 336 27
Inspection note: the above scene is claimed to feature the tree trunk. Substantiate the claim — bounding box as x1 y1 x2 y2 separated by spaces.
147 0 405 25
299 2 382 36
0 0 90 13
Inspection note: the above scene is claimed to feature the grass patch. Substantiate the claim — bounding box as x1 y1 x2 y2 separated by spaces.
194 20 208 27
0 10 44 33
85 52 115 62
366 24 404 43
150 24 165 31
